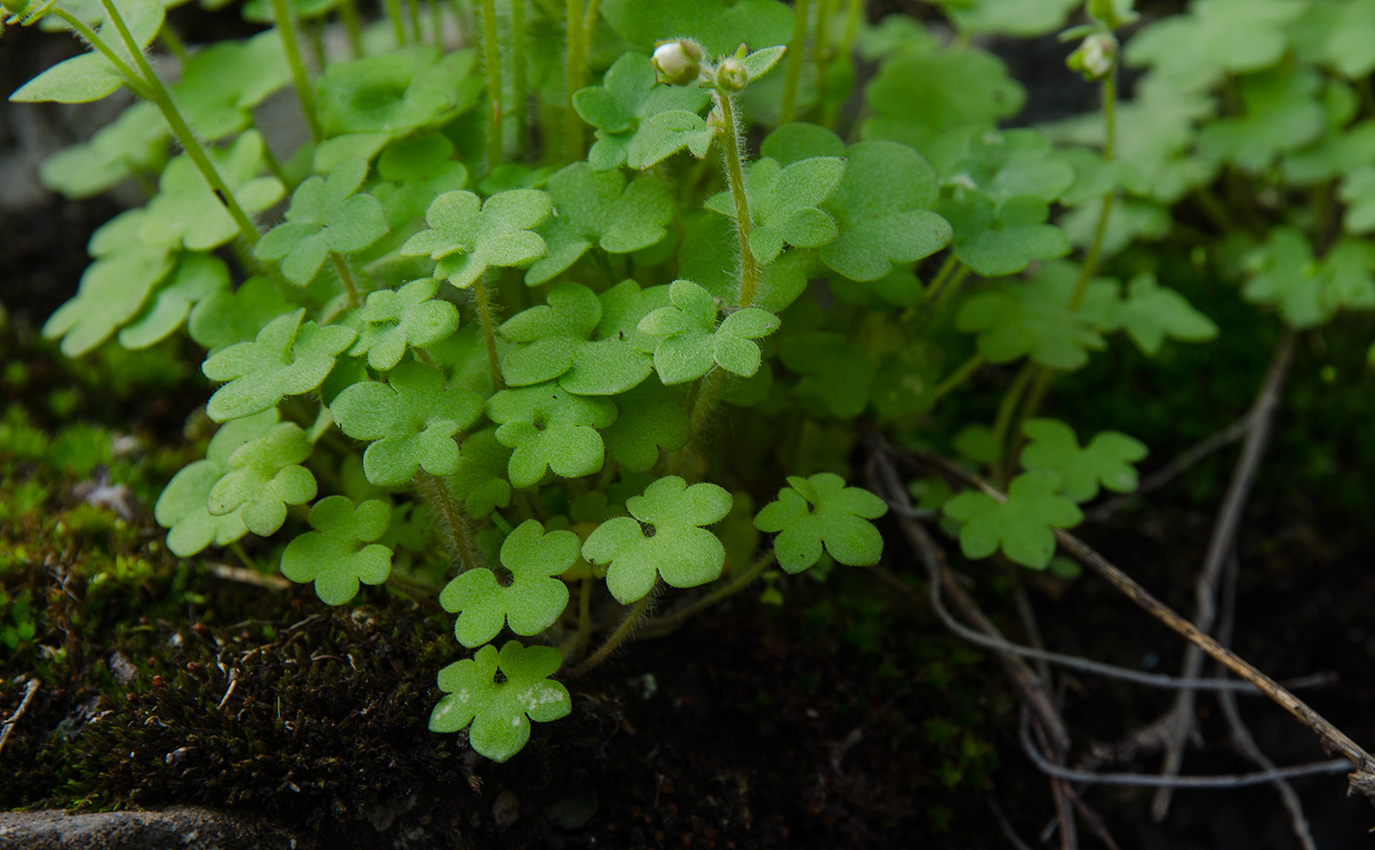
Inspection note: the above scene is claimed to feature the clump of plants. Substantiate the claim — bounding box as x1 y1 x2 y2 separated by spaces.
6 3 1375 831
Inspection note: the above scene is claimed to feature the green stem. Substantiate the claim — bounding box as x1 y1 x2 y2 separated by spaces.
840 0 863 55
430 0 444 45
94 0 262 247
559 578 595 661
384 0 408 46
567 589 654 678
480 0 503 172
582 0 600 44
268 0 325 143
511 0 528 152
329 253 360 308
417 470 482 571
340 0 365 58
1068 71 1116 311
1003 366 1054 483
251 117 295 190
472 277 504 391
229 540 259 573
813 0 836 123
929 353 984 405
990 362 1035 463
715 92 762 308
51 10 149 99
644 552 775 632
408 0 423 43
565 0 587 161
778 0 810 124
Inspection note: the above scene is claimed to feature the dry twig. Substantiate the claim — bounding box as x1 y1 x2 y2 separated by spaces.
0 679 40 760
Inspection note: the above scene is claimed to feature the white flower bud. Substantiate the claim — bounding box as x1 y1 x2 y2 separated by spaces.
652 39 703 86
1067 32 1117 80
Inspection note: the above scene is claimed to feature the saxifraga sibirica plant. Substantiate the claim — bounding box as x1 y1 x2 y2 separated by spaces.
25 0 1366 767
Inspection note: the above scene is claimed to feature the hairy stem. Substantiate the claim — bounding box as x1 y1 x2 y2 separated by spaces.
778 0 810 124
269 0 324 143
51 10 148 98
472 277 504 391
1068 71 1117 311
158 21 188 62
94 0 262 247
642 552 775 636
564 0 587 161
416 469 481 571
511 0 527 152
582 0 600 44
715 92 762 308
329 252 360 308
480 0 503 172
559 578 595 661
567 589 654 678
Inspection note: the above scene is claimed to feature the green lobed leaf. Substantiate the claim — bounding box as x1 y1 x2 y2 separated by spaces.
439 519 576 647
38 101 168 198
255 158 389 286
428 641 570 763
10 0 164 103
582 476 733 603
637 280 779 384
1019 419 1147 503
753 473 887 573
207 420 318 536
331 361 485 487
400 189 552 289
486 384 618 488
118 254 231 350
317 46 481 137
172 30 291 141
202 309 357 421
942 470 1083 569
777 331 877 418
373 133 469 229
280 496 393 605
351 278 460 371
705 156 846 264
599 0 793 57
452 427 514 516
573 53 712 172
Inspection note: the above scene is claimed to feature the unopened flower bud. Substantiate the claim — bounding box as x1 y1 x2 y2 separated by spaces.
1067 32 1117 80
652 39 703 86
714 57 748 92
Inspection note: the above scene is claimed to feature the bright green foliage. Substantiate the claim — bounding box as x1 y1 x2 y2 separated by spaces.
939 0 1080 37
753 473 887 574
351 278 460 371
171 30 290 141
439 520 576 647
678 216 811 312
1340 165 1375 232
1019 419 1147 503
599 0 792 57
626 110 716 170
934 128 1074 204
499 281 655 394
777 332 876 419
207 421 317 537
760 122 846 165
943 471 1083 569
705 156 846 264
452 428 513 516
373 134 469 229
1297 0 1375 79
485 384 617 488
940 192 1070 277
956 275 1105 370
154 410 279 556
10 0 163 103
582 476 732 603
189 277 291 354
138 131 284 252
202 309 357 421
819 141 951 281
863 46 1025 158
317 46 480 137
429 641 570 762
602 381 690 472
637 280 779 384
1102 274 1220 355
526 164 674 284
38 100 167 198
1125 0 1305 90
572 52 712 172
41 236 174 357
119 254 231 350
331 362 484 487
1244 228 1375 327
280 496 393 605
400 189 551 289
255 159 389 286
1197 67 1326 172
